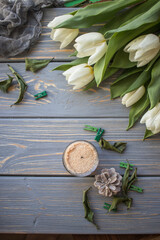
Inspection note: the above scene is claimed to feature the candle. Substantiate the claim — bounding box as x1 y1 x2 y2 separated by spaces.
63 140 99 177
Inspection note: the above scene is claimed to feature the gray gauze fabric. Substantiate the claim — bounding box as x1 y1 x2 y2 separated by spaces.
0 0 63 57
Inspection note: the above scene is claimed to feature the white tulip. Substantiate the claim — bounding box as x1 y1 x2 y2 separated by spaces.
140 103 160 134
74 32 107 65
63 63 94 90
47 15 79 49
122 86 145 107
124 34 160 67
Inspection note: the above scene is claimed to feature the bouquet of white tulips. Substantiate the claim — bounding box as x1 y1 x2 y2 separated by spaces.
48 0 160 139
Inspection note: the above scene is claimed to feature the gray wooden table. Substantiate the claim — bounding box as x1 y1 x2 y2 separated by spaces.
0 8 160 234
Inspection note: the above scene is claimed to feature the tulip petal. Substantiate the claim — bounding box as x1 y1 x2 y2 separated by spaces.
124 35 146 52
50 29 55 39
138 34 160 51
135 48 159 61
140 111 151 124
136 48 160 67
47 15 73 28
140 103 160 124
75 32 105 45
124 34 160 67
60 29 79 49
140 103 160 133
154 112 160 133
129 51 137 62
74 41 97 52
74 44 96 58
73 73 94 90
63 64 87 80
53 28 71 41
88 41 107 65
68 67 93 84
152 128 160 134
48 15 78 48
74 32 107 64
122 92 133 105
145 118 156 132
125 86 145 107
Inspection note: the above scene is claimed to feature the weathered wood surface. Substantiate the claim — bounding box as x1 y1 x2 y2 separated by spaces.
0 118 159 176
0 7 160 235
0 63 128 117
0 8 99 62
0 177 160 234
1 234 158 240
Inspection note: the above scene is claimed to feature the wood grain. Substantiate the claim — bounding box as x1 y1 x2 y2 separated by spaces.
0 176 160 234
0 6 160 236
0 63 129 118
0 118 159 176
0 234 158 240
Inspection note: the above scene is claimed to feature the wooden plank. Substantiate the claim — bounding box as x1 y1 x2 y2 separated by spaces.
0 63 128 117
0 176 160 234
0 234 73 240
0 118 159 176
0 8 99 62
0 234 155 240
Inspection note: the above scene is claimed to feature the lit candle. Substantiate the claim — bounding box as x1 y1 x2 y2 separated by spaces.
63 140 99 177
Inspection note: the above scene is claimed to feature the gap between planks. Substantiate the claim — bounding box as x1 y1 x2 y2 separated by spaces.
0 59 75 63
0 116 130 119
0 175 160 178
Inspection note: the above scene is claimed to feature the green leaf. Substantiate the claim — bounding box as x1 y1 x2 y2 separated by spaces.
103 67 119 80
145 51 160 72
94 64 119 88
148 58 160 109
113 142 127 153
25 58 53 73
143 129 154 140
0 75 13 93
83 79 96 91
100 0 159 35
122 162 130 195
69 51 78 57
105 1 160 36
83 187 98 229
90 0 101 3
110 68 142 99
98 19 160 85
110 48 136 69
127 168 137 190
109 196 132 212
94 55 106 87
122 53 160 97
8 65 27 105
122 71 151 97
124 198 132 209
104 202 117 212
52 57 88 72
56 0 144 29
94 56 119 87
127 93 150 130
64 0 87 7
99 138 127 154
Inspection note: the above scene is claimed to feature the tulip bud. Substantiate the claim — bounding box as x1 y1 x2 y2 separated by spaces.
140 103 160 134
63 63 94 90
74 32 107 65
47 15 79 49
122 86 145 107
124 34 160 67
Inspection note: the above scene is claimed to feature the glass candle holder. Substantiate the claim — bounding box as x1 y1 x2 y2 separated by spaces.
63 140 99 177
